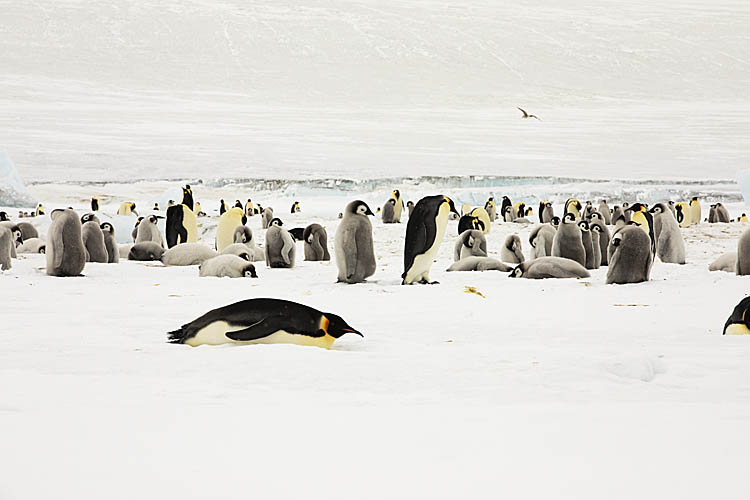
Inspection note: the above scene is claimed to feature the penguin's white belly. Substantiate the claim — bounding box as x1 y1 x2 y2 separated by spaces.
405 206 450 283
186 321 335 348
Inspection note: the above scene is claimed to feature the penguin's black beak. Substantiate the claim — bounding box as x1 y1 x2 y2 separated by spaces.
365 209 374 216
343 327 363 337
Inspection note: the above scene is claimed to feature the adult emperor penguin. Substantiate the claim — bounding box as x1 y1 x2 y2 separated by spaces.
736 227 750 275
501 234 525 264
216 207 247 252
80 213 108 263
388 190 404 223
469 207 491 234
552 213 586 266
649 203 685 264
199 254 257 278
578 220 599 269
741 214 749 223
402 195 459 285
500 196 512 219
194 202 206 217
626 203 656 256
35 204 45 216
485 198 497 222
335 200 376 284
599 200 612 224
291 201 301 214
181 185 194 211
513 202 526 220
606 225 653 284
219 199 229 215
135 215 164 247
46 209 86 277
262 207 275 229
166 203 198 247
91 197 100 212
153 203 160 211
723 297 750 335
117 202 137 216
454 229 487 261
244 199 254 216
167 298 362 348
675 202 691 227
0 226 13 270
509 257 590 279
265 219 296 268
564 198 582 219
234 200 243 210
458 215 484 235
303 224 330 261
99 222 119 263
381 198 397 223
689 197 701 225
529 224 555 259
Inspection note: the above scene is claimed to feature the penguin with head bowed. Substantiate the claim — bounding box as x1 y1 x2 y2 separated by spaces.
454 229 487 262
501 234 525 264
161 243 218 266
715 203 731 223
723 297 750 335
709 252 736 273
233 225 252 245
117 202 137 216
303 223 330 261
402 195 459 285
80 213 108 263
625 203 655 256
262 206 275 229
221 243 253 262
199 254 257 278
509 256 590 279
134 214 164 247
551 213 586 266
219 199 228 215
606 225 653 284
99 222 119 263
46 209 86 276
194 202 206 217
0 226 14 270
578 220 599 269
128 242 165 261
265 218 296 268
216 207 247 252
232 225 264 261
335 200 376 284
290 201 301 214
388 190 404 223
689 197 701 225
564 198 582 220
598 200 611 224
407 201 415 218
458 215 484 235
234 200 243 210
736 227 750 275
0 221 24 258
470 207 491 234
588 217 610 265
17 222 38 240
0 211 8 221
649 203 685 264
484 197 497 222
447 256 511 272
675 202 691 227
166 204 197 248
529 224 555 259
244 199 254 217
167 298 362 348
381 198 397 223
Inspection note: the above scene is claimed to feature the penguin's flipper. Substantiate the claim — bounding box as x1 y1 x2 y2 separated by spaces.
225 315 291 341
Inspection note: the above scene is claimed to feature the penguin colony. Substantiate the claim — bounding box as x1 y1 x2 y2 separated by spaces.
4 187 750 346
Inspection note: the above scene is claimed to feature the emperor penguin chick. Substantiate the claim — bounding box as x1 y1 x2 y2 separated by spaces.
46 209 86 277
381 199 397 224
454 229 487 262
709 252 736 273
81 217 108 263
0 226 13 270
606 225 653 284
501 234 524 264
447 257 511 272
578 220 599 270
161 243 218 266
265 221 296 268
99 222 119 263
736 228 750 275
303 224 331 261
335 200 376 284
540 202 555 223
552 213 585 266
135 215 164 247
598 200 612 224
588 214 611 266
529 224 555 259
199 254 257 278
509 257 590 279
262 207 275 229
649 203 685 264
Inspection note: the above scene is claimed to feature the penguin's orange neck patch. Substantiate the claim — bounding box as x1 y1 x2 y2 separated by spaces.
319 316 330 334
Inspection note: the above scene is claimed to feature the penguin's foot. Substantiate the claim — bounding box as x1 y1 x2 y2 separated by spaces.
418 278 439 285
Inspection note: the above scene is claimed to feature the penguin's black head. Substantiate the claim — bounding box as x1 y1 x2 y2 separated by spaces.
0 211 8 221
387 199 396 206
562 213 576 223
723 297 750 335
591 224 602 234
242 263 258 278
692 196 698 202
348 200 374 216
135 216 144 227
392 190 400 198
578 220 589 231
626 203 647 213
649 203 667 215
443 196 459 217
269 218 283 227
509 265 523 278
81 213 99 224
407 201 414 208
289 227 305 241
323 313 363 339
168 200 175 205
100 223 114 234
11 227 23 244
668 200 675 206
472 217 485 231
550 216 561 227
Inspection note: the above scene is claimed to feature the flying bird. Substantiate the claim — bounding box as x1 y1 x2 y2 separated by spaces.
518 107 541 120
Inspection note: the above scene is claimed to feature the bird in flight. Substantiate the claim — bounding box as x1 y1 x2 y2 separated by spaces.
518 107 541 120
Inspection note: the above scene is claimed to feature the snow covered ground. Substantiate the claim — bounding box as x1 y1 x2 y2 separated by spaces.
2 186 750 498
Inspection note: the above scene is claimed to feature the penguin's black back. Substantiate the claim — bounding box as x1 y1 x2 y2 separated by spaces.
165 205 187 248
724 297 750 335
402 195 443 279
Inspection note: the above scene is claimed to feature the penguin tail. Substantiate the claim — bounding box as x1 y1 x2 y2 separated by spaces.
167 327 190 344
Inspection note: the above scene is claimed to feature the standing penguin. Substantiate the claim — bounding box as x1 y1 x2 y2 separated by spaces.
625 203 656 256
552 213 586 266
165 204 198 247
216 208 247 252
234 200 243 210
262 207 275 229
588 215 611 266
244 199 254 217
117 202 137 216
264 219 296 268
502 206 515 223
292 201 301 213
612 205 625 225
381 199 397 224
581 201 594 221
564 198 582 220
407 201 415 218
590 224 603 268
454 229 487 262
0 226 13 270
153 203 160 211
181 185 194 211
513 202 526 220
599 200 611 224
219 199 228 215
91 197 100 212
458 215 484 235
100 222 119 263
402 195 459 285
80 214 108 263
233 226 264 261
578 220 599 269
539 202 554 223
667 201 677 219
389 190 404 223
46 209 86 277
606 225 653 284
303 224 330 261
529 224 556 259
194 202 206 217
675 202 692 227
649 203 685 264
484 198 497 222
736 228 750 275
501 234 525 264
135 215 164 247
689 197 701 225
500 196 512 219
715 203 731 223
335 200 376 284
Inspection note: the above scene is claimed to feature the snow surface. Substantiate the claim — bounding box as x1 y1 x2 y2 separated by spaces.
2 185 750 499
